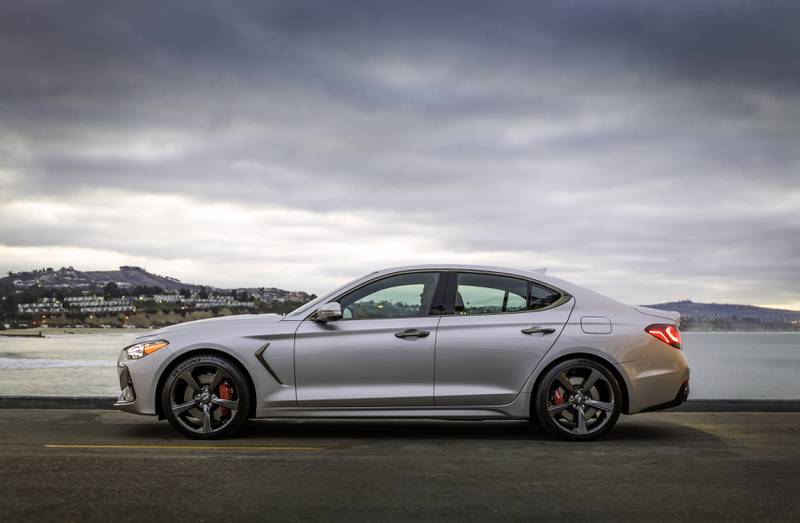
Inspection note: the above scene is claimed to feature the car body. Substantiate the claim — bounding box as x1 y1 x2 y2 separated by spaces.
115 264 690 440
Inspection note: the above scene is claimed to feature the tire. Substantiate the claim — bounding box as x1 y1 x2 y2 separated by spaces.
161 353 251 439
534 358 622 442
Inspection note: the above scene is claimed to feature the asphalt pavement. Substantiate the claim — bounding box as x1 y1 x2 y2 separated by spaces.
1 409 799 522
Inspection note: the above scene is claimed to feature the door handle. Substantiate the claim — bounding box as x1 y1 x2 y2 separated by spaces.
395 329 430 339
521 326 556 335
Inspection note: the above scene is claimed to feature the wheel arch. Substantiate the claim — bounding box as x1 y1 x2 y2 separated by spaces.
154 347 258 420
529 352 631 416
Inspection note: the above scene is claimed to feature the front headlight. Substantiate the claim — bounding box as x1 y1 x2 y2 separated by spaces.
125 339 169 360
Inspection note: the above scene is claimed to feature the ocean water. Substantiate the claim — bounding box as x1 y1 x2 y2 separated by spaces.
0 333 135 396
0 331 798 399
682 332 800 399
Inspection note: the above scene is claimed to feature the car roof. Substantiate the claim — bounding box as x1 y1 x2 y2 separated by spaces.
374 264 548 280
375 265 624 306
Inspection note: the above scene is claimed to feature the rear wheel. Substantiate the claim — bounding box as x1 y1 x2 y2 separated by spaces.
534 358 621 441
161 354 251 439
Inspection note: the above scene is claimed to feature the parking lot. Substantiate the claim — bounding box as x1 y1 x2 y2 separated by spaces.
1 409 798 522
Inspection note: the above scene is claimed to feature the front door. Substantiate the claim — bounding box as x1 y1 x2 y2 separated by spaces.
294 271 444 407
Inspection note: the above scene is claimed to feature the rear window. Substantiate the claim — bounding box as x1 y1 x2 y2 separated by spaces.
530 282 562 310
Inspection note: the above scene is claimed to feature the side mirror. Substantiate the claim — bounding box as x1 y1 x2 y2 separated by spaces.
314 302 342 322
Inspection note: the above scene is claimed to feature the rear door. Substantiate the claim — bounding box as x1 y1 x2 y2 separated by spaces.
434 271 574 406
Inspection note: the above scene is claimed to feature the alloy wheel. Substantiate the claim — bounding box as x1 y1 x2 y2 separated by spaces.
545 365 616 436
168 363 241 435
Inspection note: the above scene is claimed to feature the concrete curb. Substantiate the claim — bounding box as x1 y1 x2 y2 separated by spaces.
672 399 800 412
0 396 799 411
0 396 116 409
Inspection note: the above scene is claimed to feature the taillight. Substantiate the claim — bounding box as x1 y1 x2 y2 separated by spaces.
645 324 682 350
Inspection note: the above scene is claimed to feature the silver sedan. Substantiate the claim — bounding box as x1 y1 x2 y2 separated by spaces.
115 265 690 441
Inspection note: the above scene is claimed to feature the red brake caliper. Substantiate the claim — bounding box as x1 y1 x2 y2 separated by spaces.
553 387 565 405
218 381 233 418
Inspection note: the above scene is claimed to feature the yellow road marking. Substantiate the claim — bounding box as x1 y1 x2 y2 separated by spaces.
45 444 323 451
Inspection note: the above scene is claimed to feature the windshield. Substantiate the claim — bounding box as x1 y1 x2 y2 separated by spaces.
285 272 378 318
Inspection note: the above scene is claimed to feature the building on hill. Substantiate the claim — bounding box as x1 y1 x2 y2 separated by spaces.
152 294 182 303
17 297 65 314
191 296 254 309
63 296 135 313
64 296 102 305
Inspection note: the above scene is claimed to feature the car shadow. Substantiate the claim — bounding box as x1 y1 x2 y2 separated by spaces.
241 418 538 440
119 415 727 448
248 417 726 445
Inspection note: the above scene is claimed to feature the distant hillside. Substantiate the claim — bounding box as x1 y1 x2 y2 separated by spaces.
0 266 316 328
645 300 800 322
644 300 800 331
1 266 198 292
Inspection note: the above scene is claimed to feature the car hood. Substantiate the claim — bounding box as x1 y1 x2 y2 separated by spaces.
140 313 285 338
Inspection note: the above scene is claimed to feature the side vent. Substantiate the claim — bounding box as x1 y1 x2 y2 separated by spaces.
255 343 283 384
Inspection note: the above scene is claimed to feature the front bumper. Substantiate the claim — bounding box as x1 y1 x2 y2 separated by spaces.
116 364 136 404
113 346 172 416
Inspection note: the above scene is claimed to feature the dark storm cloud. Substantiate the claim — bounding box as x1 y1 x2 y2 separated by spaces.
0 0 798 304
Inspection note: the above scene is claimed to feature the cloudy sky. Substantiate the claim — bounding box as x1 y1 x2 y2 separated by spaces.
1 1 798 307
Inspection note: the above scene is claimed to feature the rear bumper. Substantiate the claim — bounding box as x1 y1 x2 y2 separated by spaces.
640 381 690 412
619 341 690 414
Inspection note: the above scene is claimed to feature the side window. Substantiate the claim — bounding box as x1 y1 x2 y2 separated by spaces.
339 272 440 320
454 273 564 314
455 273 528 315
530 282 562 310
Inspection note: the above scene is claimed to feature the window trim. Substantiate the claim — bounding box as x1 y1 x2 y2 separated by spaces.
444 270 572 317
305 270 447 322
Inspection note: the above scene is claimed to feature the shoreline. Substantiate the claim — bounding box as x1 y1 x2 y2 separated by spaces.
0 327 150 337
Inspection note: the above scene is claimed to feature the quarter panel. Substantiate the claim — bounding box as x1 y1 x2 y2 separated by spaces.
518 305 656 400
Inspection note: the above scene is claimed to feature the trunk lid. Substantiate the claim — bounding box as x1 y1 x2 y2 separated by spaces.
634 306 681 324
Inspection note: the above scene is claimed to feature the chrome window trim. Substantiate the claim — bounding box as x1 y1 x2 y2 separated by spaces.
303 268 572 321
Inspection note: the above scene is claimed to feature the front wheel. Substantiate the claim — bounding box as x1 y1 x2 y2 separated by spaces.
161 354 251 439
534 359 622 441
